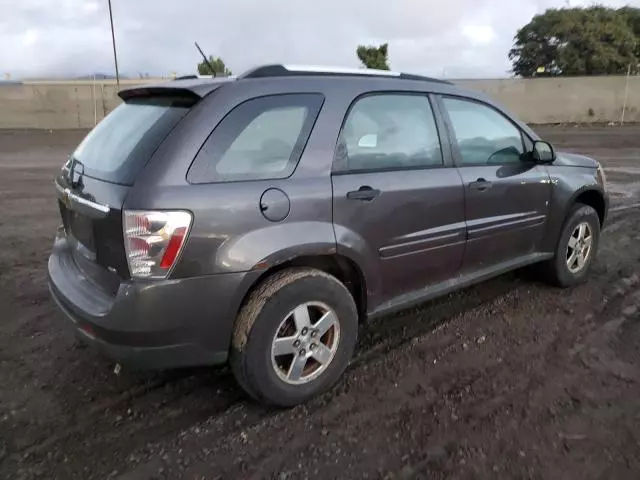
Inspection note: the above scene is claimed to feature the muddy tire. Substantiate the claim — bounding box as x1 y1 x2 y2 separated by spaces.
545 203 601 287
230 268 358 407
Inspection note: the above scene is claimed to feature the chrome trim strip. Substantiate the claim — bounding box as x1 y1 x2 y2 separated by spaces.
54 180 110 219
69 191 110 215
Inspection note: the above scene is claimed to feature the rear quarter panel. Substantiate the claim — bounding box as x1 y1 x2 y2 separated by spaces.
124 79 348 277
136 179 337 277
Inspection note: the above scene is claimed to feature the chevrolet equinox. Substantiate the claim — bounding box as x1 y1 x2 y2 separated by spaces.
48 65 609 406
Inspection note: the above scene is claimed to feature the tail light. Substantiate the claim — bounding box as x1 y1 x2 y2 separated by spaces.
123 210 192 279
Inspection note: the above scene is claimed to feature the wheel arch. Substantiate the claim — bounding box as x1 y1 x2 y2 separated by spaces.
572 187 606 227
236 254 369 326
541 183 606 254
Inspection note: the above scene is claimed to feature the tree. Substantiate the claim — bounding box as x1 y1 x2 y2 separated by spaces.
620 6 640 58
509 7 639 77
356 43 390 70
197 56 232 76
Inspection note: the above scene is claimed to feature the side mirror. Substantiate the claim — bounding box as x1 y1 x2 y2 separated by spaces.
532 140 556 164
357 134 378 148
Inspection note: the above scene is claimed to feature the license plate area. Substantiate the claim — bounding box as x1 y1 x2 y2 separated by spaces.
59 200 96 253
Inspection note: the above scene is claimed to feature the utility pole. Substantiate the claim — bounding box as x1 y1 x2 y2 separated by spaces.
620 64 631 126
107 0 120 90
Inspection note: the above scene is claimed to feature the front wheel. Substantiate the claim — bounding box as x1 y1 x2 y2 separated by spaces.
545 203 601 287
230 268 358 407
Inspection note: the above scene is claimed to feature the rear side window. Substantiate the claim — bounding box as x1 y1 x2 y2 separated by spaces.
334 94 443 172
72 96 192 185
188 94 324 183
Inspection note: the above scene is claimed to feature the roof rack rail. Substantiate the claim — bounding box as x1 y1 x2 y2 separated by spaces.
240 64 453 84
173 74 237 81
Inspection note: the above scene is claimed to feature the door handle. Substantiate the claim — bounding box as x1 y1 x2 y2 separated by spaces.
346 186 380 201
469 178 492 192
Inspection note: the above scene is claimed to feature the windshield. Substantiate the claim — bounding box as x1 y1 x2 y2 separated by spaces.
71 96 192 185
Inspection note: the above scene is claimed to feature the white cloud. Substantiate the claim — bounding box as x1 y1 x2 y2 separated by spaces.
0 0 639 79
22 29 39 47
82 1 99 14
461 25 497 46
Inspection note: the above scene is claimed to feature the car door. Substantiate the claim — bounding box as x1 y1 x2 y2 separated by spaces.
438 95 552 272
331 93 466 307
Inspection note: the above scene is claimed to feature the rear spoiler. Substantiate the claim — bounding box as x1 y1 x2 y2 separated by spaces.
118 77 234 102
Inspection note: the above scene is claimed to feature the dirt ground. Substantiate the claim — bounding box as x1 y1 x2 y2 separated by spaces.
1 126 640 480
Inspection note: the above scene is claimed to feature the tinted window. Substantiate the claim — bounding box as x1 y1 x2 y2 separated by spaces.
442 97 524 165
188 94 324 183
72 97 192 185
334 94 442 172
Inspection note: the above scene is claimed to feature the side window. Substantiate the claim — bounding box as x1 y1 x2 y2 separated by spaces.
188 94 323 183
442 97 524 166
334 94 443 172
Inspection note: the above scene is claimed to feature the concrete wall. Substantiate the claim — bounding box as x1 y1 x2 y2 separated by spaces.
0 75 638 129
456 76 640 124
0 81 141 129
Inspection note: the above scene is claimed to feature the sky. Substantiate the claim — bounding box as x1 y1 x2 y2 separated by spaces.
1 0 639 80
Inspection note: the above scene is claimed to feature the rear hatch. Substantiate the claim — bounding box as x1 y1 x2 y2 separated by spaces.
54 90 199 293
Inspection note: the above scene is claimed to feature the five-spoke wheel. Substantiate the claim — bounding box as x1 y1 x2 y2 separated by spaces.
230 268 358 407
566 222 593 273
545 203 600 287
271 302 340 385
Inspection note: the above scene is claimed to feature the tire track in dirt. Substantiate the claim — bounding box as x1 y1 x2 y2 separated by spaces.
2 128 640 479
121 276 635 479
6 208 639 480
5 278 521 477
100 210 640 480
610 202 640 213
25 209 632 480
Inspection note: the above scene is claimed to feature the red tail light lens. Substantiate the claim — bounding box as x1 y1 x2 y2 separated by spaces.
159 227 187 269
123 210 192 279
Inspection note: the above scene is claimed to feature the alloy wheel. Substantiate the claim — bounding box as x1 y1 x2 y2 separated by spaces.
566 222 593 273
270 301 340 385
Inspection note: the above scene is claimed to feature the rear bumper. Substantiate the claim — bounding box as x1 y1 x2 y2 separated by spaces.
48 232 260 369
49 283 228 369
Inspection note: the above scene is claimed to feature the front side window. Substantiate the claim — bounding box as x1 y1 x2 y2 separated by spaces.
334 94 443 172
442 97 524 166
188 94 323 183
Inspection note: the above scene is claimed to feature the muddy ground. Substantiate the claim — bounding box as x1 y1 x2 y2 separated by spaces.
1 126 640 480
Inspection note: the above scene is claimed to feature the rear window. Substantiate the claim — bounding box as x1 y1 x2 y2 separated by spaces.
187 94 324 183
71 96 192 185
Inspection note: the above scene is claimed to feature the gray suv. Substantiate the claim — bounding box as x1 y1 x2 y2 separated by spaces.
48 65 608 406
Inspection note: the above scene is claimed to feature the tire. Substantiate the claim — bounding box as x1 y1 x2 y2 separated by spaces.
545 203 601 287
230 268 358 407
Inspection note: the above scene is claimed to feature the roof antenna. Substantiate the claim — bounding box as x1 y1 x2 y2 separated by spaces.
194 42 216 77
